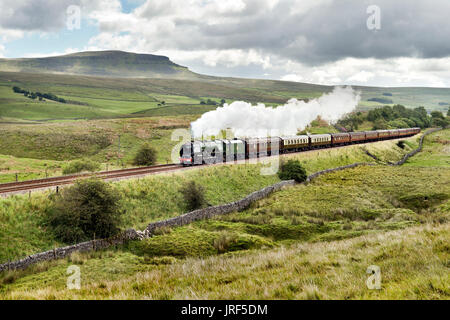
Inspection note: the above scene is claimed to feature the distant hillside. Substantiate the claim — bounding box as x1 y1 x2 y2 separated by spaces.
0 51 199 79
0 50 450 118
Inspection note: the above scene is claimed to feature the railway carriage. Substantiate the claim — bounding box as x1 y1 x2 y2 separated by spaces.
364 131 379 141
377 130 390 140
310 134 332 148
281 135 309 152
257 137 281 156
398 128 410 137
388 129 400 139
244 138 259 159
331 133 351 145
349 131 366 143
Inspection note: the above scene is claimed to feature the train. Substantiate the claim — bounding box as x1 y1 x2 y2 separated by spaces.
179 127 421 166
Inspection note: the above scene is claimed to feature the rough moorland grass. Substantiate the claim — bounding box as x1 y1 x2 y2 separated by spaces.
0 117 191 161
0 130 448 299
1 223 448 299
0 163 280 263
0 155 63 183
0 132 427 263
0 116 194 181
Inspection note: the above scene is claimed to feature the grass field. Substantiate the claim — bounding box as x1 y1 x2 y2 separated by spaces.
1 71 450 124
1 223 447 299
403 129 450 167
0 130 431 263
0 116 194 182
0 130 448 299
0 51 449 300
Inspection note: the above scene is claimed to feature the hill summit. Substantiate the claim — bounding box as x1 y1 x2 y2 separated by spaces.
0 50 199 79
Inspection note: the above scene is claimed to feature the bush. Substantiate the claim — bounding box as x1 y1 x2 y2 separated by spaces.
62 159 101 175
372 118 388 130
432 117 449 128
179 181 206 211
396 140 406 149
47 179 123 243
278 160 307 183
133 144 157 166
388 119 409 129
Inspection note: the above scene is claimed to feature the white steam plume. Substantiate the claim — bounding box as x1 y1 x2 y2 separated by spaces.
191 86 360 138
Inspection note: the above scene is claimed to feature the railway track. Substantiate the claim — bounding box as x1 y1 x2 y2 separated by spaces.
0 134 418 196
0 164 182 195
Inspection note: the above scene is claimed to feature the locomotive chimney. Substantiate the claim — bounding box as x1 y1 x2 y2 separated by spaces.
190 124 194 142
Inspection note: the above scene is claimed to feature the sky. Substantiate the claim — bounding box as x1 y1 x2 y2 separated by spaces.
1 0 450 87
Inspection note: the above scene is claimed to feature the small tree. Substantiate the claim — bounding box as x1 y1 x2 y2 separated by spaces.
180 181 206 211
278 160 307 183
396 140 406 149
62 159 100 175
47 179 123 243
133 144 157 166
372 118 388 130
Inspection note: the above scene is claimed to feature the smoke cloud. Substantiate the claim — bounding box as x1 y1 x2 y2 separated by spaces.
191 86 360 138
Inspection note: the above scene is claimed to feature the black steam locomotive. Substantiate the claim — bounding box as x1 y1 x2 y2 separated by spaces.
179 128 421 166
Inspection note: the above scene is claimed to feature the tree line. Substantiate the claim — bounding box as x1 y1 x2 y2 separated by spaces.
338 104 450 131
12 86 67 103
200 98 226 106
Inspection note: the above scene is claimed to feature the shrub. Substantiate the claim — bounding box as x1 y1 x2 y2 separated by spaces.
432 117 449 128
179 181 206 211
396 140 406 149
278 160 307 183
47 179 123 243
62 159 101 175
133 144 157 166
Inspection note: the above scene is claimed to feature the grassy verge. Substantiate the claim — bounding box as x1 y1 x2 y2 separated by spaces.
1 223 448 299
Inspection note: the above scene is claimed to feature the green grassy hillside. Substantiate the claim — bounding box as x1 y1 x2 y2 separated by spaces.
0 51 197 80
0 51 449 123
0 129 448 299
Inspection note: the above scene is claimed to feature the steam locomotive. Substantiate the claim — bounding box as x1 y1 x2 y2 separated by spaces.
179 128 421 166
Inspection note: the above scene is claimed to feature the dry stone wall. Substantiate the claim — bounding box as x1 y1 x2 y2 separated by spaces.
1 128 442 272
391 128 442 165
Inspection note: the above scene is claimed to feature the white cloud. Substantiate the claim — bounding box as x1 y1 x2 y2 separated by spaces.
281 74 304 82
21 47 80 58
276 57 450 87
1 0 450 87
346 71 375 83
